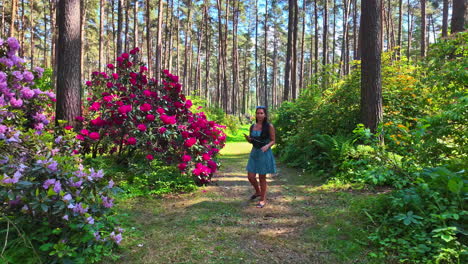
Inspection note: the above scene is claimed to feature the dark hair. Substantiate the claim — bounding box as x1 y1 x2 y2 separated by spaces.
255 107 269 135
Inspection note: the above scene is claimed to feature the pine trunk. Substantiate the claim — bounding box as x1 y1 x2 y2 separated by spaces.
451 0 466 33
55 0 82 127
421 0 426 57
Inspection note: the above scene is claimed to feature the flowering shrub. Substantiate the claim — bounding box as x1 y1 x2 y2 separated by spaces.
79 48 226 184
0 38 120 263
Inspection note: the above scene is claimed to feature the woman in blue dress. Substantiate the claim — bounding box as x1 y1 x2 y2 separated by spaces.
244 106 276 208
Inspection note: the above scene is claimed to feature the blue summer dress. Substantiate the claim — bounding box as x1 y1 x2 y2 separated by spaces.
246 130 277 174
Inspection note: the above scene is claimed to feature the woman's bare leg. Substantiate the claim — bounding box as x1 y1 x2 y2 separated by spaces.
258 174 267 205
248 172 261 195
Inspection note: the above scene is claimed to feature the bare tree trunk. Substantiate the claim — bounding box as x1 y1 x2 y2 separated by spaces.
264 1 269 106
183 2 192 92
10 0 18 37
167 0 174 71
272 25 278 108
322 0 328 66
43 3 48 67
340 0 351 76
80 0 87 82
204 10 211 102
50 0 57 88
451 0 466 33
397 0 403 58
232 2 240 113
20 0 25 56
56 0 82 127
407 2 413 60
163 0 170 69
442 0 448 37
30 0 35 70
175 6 180 77
1 1 5 37
332 0 337 64
353 0 358 59
99 0 105 71
155 0 164 77
361 0 383 141
195 12 204 96
283 0 294 101
292 0 298 99
133 0 138 48
314 0 319 75
117 0 123 56
124 0 130 52
421 0 426 57
255 0 259 105
299 0 306 94
146 0 152 74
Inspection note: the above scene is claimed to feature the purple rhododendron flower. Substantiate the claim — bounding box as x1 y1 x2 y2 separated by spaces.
53 180 61 193
0 58 13 67
72 203 88 214
22 71 34 82
7 37 20 51
21 87 35 99
63 215 69 221
102 196 114 208
54 136 63 144
10 98 23 108
47 160 58 172
34 66 44 77
108 180 114 188
11 71 23 81
63 193 72 202
86 216 95 225
42 179 56 189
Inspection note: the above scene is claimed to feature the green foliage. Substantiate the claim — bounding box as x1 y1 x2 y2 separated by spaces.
85 155 197 198
367 167 467 263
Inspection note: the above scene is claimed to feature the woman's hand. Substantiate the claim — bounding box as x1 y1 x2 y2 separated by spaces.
260 145 269 152
244 134 251 143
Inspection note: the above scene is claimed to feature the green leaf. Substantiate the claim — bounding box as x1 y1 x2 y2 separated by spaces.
40 204 48 212
39 243 54 252
447 178 463 194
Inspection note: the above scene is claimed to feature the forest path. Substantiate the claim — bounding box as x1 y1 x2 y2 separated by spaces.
112 142 375 264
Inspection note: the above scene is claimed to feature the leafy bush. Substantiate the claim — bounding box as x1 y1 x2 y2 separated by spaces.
367 167 467 263
0 38 120 263
77 49 226 184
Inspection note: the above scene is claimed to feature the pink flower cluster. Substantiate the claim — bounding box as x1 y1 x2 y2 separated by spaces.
77 48 226 183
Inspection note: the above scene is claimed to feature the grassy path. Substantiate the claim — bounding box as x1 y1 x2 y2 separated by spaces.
111 142 379 263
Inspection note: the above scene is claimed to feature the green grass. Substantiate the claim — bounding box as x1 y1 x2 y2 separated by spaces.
225 124 250 142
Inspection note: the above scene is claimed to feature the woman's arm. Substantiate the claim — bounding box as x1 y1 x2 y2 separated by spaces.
261 124 275 152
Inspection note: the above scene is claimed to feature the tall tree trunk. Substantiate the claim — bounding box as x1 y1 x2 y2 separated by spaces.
340 0 351 76
163 0 170 69
43 3 48 67
117 0 123 56
255 0 259 105
353 0 358 59
133 0 138 48
183 2 192 92
264 1 269 106
442 0 448 37
99 0 105 71
146 0 152 74
20 0 25 56
407 2 413 60
50 0 57 88
124 0 130 52
204 15 211 102
332 0 336 64
361 0 383 141
56 0 82 127
10 0 18 37
314 0 319 75
155 0 164 77
30 0 35 70
167 0 174 71
283 0 295 101
322 0 328 66
1 1 5 37
195 15 204 96
397 0 403 58
420 0 426 57
451 0 466 33
292 0 298 99
175 6 180 77
299 0 306 94
80 0 87 83
232 2 240 113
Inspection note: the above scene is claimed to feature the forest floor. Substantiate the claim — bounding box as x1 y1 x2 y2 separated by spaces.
109 142 386 264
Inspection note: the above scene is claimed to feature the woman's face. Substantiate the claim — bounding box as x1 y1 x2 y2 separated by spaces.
256 109 266 122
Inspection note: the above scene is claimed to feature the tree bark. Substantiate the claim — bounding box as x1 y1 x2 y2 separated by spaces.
264 1 269 106
283 0 294 101
442 0 448 37
99 0 105 71
407 1 413 60
420 0 426 57
20 0 25 56
124 0 130 52
133 0 138 48
299 0 306 93
10 0 18 37
397 0 403 58
232 1 240 113
322 0 328 66
314 0 319 76
183 1 192 92
451 0 466 33
360 0 383 141
117 0 123 56
55 0 82 127
146 0 152 74
80 0 87 83
155 0 164 77
30 0 35 70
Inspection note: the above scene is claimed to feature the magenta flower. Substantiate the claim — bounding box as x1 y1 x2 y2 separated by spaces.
178 163 187 171
118 105 132 115
184 137 197 147
202 153 211 161
156 107 165 115
126 137 137 145
158 127 167 134
146 114 155 121
89 132 100 140
80 129 89 136
107 63 115 69
137 124 147 132
146 154 154 161
139 103 152 112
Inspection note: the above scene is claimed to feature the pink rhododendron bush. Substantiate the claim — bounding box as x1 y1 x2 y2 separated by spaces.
0 38 121 263
79 48 226 185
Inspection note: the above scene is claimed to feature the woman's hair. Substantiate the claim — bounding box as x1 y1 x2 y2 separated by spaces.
255 106 269 135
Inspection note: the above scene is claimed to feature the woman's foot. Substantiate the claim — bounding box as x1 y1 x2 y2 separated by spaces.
250 194 261 200
256 201 266 208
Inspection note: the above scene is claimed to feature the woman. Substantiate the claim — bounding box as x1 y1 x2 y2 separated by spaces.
244 106 276 208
